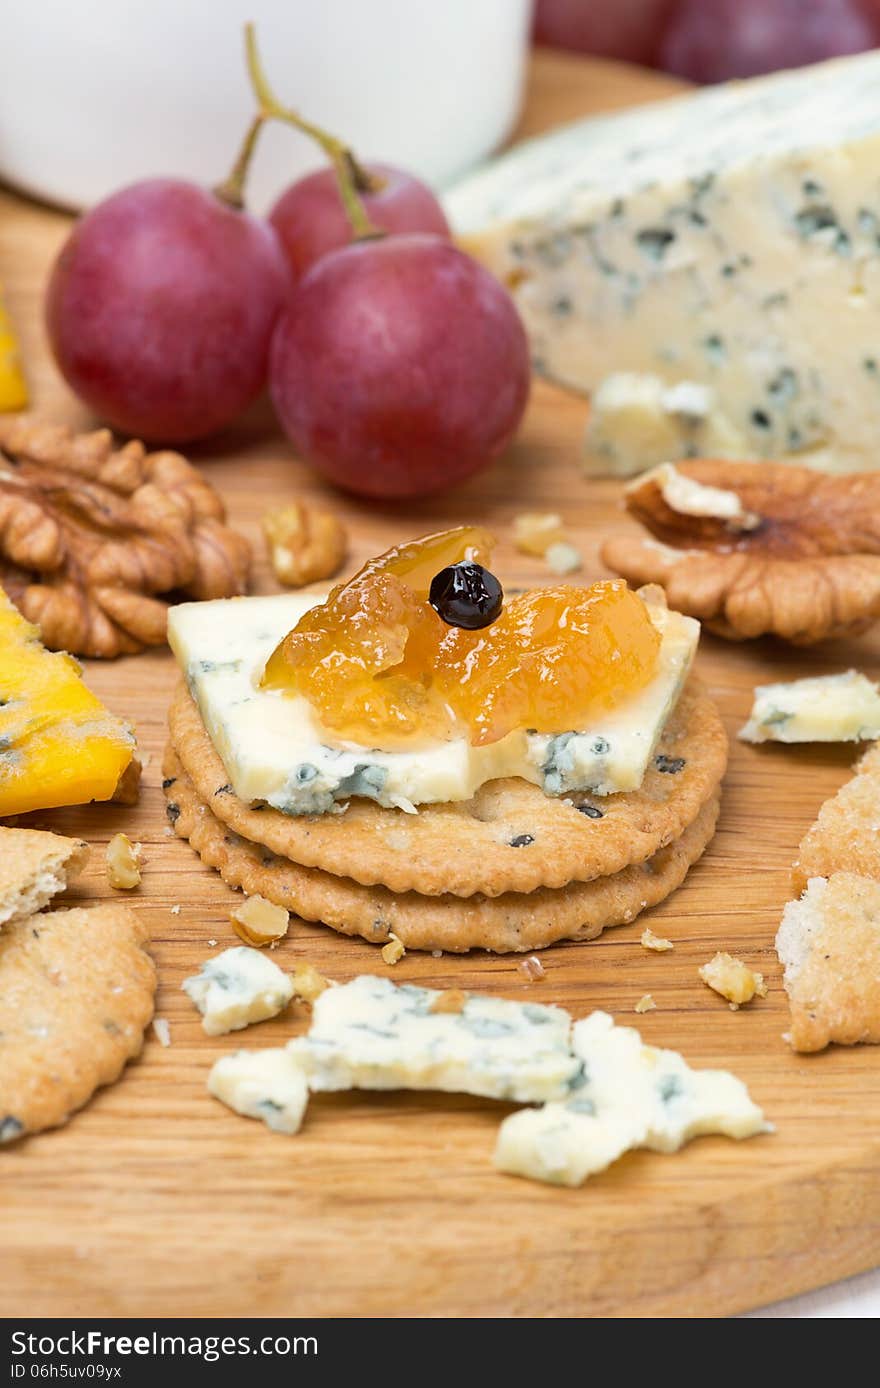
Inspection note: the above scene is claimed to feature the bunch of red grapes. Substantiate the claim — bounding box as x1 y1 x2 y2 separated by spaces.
47 39 529 501
534 0 880 83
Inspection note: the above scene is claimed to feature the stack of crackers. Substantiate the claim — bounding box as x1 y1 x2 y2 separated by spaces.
164 678 728 953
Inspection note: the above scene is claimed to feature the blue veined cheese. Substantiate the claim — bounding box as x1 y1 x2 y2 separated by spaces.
446 51 880 475
208 1048 309 1134
584 373 749 477
167 591 698 814
288 975 582 1103
182 946 294 1036
494 1011 769 1186
739 671 880 744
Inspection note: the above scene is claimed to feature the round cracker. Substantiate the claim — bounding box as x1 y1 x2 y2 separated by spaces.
168 678 727 897
0 904 156 1144
164 749 720 954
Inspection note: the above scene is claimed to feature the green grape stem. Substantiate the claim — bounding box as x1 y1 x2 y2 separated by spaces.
243 22 382 239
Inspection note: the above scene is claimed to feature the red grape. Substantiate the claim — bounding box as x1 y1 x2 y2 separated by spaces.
46 179 289 443
269 163 450 283
269 235 530 500
660 0 877 85
533 0 677 65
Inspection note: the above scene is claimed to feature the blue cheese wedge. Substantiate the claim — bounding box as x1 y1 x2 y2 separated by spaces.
494 1011 769 1186
167 591 698 814
739 671 880 744
208 1048 309 1134
182 946 294 1036
446 51 880 475
288 975 582 1103
584 373 748 477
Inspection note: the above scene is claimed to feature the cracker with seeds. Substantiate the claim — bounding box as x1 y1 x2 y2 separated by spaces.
0 904 156 1143
0 828 89 929
776 873 880 1053
163 748 720 953
793 742 880 890
168 677 726 898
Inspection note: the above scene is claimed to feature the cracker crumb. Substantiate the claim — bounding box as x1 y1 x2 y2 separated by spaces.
634 994 657 1014
106 833 141 890
207 938 217 947
641 927 674 952
292 961 332 1004
381 932 406 966
431 949 442 959
699 951 767 1007
513 512 565 557
430 988 468 1015
545 541 583 575
152 1017 171 1047
230 894 290 948
518 955 546 981
170 904 181 916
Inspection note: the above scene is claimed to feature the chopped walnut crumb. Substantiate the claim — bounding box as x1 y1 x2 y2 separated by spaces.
634 994 657 1014
545 541 584 575
641 927 674 952
430 988 468 1015
230 894 290 948
381 932 406 966
292 961 332 1004
170 904 181 916
262 501 347 588
106 833 141 890
513 512 565 557
111 755 143 806
152 1017 171 1047
518 955 546 981
699 952 767 1009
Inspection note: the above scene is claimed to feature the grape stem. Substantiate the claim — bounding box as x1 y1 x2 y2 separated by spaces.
242 22 382 239
213 114 266 210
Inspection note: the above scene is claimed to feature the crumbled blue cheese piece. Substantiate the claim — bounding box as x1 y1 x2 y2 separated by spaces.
208 1048 309 1134
288 975 582 1103
447 52 880 474
182 946 294 1036
584 373 747 477
739 671 880 744
167 591 698 812
638 463 760 531
494 1011 769 1186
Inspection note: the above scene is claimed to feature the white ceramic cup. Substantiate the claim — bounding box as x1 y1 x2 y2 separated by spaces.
0 0 531 212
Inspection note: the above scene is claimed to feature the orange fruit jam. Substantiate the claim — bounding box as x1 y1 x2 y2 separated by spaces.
261 527 660 747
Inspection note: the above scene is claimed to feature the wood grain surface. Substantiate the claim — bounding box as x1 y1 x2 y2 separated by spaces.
1 50 878 1320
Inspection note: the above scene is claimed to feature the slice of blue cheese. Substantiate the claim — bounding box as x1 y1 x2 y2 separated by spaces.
167 591 698 814
494 1011 769 1186
208 1048 309 1134
446 51 880 475
182 945 294 1036
739 671 880 745
287 975 582 1104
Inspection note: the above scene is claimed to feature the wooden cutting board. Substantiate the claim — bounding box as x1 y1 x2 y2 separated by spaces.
1 50 878 1320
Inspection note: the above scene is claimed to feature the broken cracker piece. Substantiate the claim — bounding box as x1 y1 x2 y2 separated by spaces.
699 952 767 1009
776 873 880 1052
0 827 89 928
634 994 657 1014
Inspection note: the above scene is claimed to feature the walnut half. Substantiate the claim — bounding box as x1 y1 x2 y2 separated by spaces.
0 416 251 657
602 460 880 644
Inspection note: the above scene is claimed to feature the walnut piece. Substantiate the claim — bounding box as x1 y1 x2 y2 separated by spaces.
380 931 406 966
230 894 290 949
699 951 767 1009
262 501 347 588
602 459 880 644
291 961 332 1004
106 833 141 890
513 512 565 556
0 416 251 656
430 988 468 1015
641 927 674 952
634 994 656 1014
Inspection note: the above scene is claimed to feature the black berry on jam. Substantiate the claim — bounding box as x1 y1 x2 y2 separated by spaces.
428 562 503 630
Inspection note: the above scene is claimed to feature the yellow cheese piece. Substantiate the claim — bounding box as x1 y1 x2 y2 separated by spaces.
0 589 134 815
0 285 27 412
